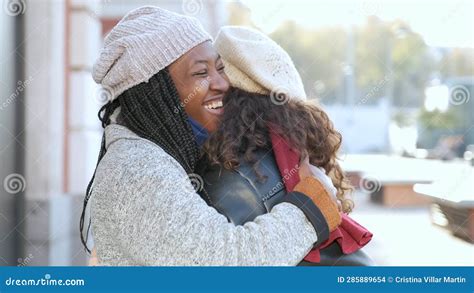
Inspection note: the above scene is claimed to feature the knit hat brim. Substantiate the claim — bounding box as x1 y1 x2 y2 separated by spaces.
92 6 212 101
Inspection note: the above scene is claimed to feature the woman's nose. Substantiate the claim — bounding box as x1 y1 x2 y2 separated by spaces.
209 71 230 93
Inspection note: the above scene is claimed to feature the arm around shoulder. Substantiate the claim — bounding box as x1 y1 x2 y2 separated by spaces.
92 144 318 266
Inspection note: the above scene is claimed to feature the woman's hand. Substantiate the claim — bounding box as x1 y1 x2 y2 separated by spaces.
298 156 341 212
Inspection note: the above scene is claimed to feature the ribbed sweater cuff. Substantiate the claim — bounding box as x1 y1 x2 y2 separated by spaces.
293 176 342 231
280 191 330 248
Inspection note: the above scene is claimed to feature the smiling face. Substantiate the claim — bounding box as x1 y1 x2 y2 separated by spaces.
168 41 230 133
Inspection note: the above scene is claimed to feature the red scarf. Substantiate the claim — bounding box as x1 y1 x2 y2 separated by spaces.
268 126 373 262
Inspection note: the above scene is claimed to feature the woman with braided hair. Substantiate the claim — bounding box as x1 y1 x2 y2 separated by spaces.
83 6 342 266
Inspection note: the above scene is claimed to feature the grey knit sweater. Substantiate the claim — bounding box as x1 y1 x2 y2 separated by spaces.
90 124 318 266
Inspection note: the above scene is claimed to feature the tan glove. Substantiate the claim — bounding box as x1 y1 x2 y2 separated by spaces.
293 176 342 232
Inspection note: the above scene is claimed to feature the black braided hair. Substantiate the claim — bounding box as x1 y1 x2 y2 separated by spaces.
79 68 201 253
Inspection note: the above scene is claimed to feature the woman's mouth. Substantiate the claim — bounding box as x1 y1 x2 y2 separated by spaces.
202 97 224 115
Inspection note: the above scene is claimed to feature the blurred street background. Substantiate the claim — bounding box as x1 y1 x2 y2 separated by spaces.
0 0 473 266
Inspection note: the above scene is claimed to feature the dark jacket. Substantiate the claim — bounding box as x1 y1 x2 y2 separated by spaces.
196 148 374 266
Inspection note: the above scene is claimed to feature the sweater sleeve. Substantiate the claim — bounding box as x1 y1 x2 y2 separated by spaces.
91 140 318 266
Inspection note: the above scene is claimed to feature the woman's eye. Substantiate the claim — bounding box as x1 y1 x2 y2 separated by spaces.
193 70 208 76
217 66 225 72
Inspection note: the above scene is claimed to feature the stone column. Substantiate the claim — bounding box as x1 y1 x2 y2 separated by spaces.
22 0 102 266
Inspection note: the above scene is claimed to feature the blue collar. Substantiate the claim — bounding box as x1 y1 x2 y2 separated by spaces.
188 117 209 148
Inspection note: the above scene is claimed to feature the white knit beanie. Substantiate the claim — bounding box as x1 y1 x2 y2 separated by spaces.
92 6 212 101
214 26 307 101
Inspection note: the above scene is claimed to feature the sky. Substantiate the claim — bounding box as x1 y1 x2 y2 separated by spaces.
240 0 474 48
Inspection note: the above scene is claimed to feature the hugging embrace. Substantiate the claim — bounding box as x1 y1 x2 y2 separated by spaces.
81 6 374 266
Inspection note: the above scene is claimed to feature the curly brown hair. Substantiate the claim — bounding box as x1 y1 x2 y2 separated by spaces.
203 87 354 214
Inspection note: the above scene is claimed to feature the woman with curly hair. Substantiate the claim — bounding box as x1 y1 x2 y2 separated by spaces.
196 26 374 266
